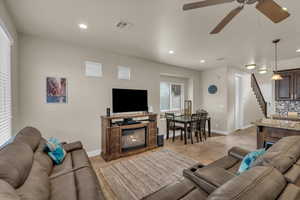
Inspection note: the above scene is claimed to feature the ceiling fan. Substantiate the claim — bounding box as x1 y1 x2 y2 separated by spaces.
183 0 290 34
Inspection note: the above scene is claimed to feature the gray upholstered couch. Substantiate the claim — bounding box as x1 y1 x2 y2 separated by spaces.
144 136 300 200
0 127 105 200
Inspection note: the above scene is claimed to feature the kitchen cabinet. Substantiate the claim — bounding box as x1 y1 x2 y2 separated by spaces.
275 69 300 101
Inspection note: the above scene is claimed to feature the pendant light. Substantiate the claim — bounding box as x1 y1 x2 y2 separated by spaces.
271 39 283 80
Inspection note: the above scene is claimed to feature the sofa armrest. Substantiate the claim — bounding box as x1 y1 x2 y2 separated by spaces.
228 147 250 160
63 141 83 152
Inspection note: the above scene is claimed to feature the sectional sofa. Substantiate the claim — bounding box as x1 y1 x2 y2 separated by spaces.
0 127 105 200
144 136 300 200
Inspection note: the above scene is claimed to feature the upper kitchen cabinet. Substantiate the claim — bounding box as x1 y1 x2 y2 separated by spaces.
275 69 300 101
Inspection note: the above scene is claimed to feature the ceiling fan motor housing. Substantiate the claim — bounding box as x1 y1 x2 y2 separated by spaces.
237 0 257 4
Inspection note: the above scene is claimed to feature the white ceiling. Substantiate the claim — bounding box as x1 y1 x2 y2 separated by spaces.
5 0 300 71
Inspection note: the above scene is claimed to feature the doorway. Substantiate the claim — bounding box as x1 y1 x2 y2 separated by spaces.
234 74 243 130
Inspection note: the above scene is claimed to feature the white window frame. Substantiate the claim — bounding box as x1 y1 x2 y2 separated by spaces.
160 82 184 112
0 21 13 146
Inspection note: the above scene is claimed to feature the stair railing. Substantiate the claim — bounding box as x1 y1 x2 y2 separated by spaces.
251 73 267 118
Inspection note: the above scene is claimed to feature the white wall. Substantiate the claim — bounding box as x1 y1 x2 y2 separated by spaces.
227 67 263 133
18 34 202 152
201 67 228 133
201 66 263 134
0 0 18 134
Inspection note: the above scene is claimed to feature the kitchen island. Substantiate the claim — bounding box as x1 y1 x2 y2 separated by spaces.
253 118 300 149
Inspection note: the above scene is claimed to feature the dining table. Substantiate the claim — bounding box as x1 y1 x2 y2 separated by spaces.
172 115 211 145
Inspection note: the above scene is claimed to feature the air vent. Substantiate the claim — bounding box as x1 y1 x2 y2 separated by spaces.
116 20 132 29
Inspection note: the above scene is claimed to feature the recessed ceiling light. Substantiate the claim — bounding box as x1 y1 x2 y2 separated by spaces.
282 7 288 11
200 59 206 63
259 70 267 74
168 50 175 54
78 23 88 30
296 49 300 53
245 64 256 70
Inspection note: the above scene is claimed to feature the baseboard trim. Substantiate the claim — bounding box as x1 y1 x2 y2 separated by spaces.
242 124 254 129
210 129 230 135
87 149 101 157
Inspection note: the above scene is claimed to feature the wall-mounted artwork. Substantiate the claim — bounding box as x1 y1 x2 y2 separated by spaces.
46 77 67 103
208 85 218 94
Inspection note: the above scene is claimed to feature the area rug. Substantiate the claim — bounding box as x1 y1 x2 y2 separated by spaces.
98 149 197 200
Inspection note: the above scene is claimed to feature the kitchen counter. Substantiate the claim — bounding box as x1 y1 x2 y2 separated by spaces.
253 118 300 131
253 118 300 148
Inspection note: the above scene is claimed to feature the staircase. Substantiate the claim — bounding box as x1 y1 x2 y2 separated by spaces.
251 73 267 118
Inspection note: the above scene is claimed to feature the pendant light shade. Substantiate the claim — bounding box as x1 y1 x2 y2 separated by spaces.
271 73 283 80
272 39 283 80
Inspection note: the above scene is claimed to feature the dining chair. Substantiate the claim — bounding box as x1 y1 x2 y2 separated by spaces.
190 114 201 143
199 117 207 141
165 113 184 142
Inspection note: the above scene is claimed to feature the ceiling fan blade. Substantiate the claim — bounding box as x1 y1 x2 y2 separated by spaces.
183 0 235 11
256 0 290 23
210 6 243 34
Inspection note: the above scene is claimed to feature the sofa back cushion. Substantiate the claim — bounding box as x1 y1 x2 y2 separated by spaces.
0 142 33 188
16 161 50 200
0 180 20 200
208 167 286 200
15 127 42 151
253 136 300 173
34 138 53 175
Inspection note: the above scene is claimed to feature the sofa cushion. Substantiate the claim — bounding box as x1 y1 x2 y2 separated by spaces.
51 153 73 175
14 127 41 151
71 149 91 168
180 188 208 200
207 155 239 170
228 147 250 160
187 166 236 194
50 171 77 200
278 184 300 200
63 141 83 152
0 142 33 188
16 161 50 200
208 167 286 200
0 180 20 200
284 165 300 184
254 136 300 173
75 167 103 200
34 138 53 175
142 178 198 200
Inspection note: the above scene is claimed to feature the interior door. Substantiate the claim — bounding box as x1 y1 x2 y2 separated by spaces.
275 72 293 100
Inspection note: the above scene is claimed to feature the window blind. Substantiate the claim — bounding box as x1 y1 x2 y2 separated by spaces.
0 25 11 146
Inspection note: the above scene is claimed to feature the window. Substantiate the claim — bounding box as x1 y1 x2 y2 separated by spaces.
160 82 184 112
0 25 12 146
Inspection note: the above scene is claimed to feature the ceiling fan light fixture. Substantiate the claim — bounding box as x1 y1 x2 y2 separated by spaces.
282 7 288 11
245 64 256 70
296 49 300 53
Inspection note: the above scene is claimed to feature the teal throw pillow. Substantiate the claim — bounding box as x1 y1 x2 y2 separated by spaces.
44 137 66 165
238 148 266 175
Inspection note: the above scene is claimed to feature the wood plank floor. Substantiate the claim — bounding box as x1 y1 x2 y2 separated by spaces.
90 126 257 199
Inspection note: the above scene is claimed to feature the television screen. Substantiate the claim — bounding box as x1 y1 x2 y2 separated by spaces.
112 88 148 113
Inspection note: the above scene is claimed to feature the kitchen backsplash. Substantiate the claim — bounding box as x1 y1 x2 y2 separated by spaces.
276 101 300 116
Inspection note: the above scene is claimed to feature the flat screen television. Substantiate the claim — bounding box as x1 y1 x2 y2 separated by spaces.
112 88 148 113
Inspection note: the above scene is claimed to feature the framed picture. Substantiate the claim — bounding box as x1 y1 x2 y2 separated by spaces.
46 77 67 103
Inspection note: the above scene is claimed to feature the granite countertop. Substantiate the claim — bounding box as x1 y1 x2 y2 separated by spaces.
253 118 300 131
271 114 300 121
